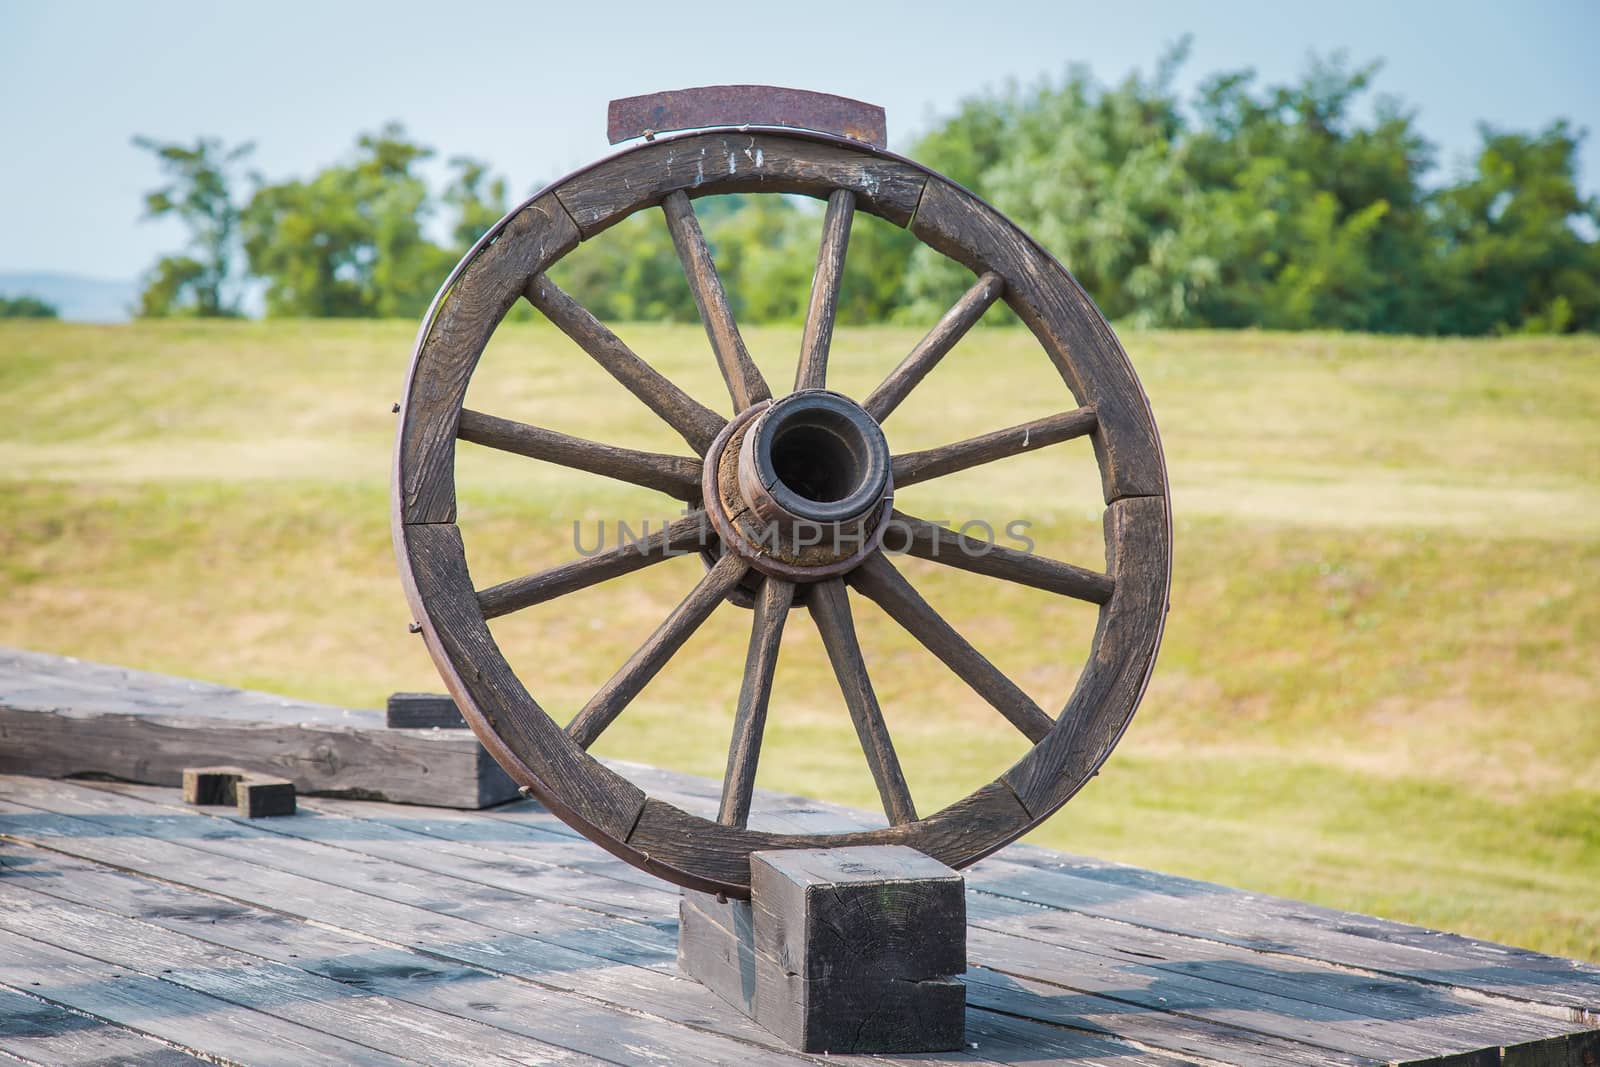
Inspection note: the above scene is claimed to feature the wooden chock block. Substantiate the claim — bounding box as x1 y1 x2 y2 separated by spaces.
679 844 965 1053
385 692 468 729
182 766 296 818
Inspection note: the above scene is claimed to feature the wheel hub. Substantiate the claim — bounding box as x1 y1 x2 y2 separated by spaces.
703 390 894 582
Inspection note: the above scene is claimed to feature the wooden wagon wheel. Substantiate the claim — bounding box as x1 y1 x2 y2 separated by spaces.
393 87 1170 897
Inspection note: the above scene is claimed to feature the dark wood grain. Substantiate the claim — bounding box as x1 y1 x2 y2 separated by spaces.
566 553 749 750
458 408 701 499
385 691 467 729
662 190 771 412
719 577 795 828
1002 495 1170 816
0 786 826 1066
891 406 1097 487
0 648 514 808
9 760 1595 1064
739 846 966 1053
863 271 1004 421
182 767 295 818
397 196 578 524
848 552 1054 743
0 981 214 1066
889 509 1115 604
0 889 580 1067
909 177 1165 502
553 131 926 237
475 509 712 620
525 273 725 453
807 579 917 826
398 522 648 845
794 189 854 391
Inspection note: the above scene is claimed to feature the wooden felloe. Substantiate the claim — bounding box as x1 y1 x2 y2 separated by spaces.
678 845 966 1053
392 85 1173 897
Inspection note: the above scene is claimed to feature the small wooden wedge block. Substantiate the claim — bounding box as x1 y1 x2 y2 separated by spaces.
182 766 296 818
679 844 965 1053
385 692 468 729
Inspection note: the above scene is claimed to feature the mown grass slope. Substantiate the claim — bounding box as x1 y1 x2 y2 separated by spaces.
2 318 1596 960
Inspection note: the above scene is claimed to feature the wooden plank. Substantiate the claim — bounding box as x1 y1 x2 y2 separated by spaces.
0 926 414 1065
398 195 579 523
0 886 592 1067
0 982 211 1066
0 779 1187 1064
10 773 1598 1065
0 789 834 1065
624 765 1600 1037
0 647 516 809
553 131 926 237
967 852 1600 1026
0 851 770 1066
963 908 1567 1062
0 790 1015 1067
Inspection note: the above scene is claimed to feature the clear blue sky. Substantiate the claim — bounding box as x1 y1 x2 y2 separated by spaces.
2 0 1595 282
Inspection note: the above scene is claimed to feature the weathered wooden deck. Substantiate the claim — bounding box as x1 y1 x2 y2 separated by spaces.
1 651 1597 1065
2 768 1596 1066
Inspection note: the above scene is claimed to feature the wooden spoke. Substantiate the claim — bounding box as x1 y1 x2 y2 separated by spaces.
661 191 771 411
794 189 855 391
458 409 701 500
892 406 1097 487
807 579 917 825
888 510 1114 605
476 510 712 620
524 275 726 454
718 577 796 827
848 553 1053 743
566 552 749 749
862 271 1004 421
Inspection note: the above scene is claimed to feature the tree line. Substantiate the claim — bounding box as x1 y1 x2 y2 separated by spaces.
135 46 1599 334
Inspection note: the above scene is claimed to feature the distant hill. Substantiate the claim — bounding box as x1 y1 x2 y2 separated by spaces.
0 272 137 322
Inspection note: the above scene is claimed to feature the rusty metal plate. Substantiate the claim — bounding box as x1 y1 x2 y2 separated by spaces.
607 85 887 149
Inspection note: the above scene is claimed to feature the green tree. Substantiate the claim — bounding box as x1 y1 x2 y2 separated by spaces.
0 295 59 318
1429 121 1600 334
242 123 454 318
133 136 254 317
442 156 509 251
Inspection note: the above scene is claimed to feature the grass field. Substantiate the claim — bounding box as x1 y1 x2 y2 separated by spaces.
2 317 1596 961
